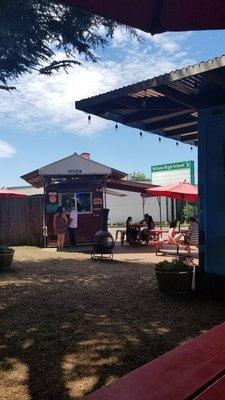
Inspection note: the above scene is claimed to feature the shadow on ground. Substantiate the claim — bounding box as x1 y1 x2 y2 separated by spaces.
0 249 224 399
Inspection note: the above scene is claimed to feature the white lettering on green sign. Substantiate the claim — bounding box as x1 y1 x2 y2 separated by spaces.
151 161 191 173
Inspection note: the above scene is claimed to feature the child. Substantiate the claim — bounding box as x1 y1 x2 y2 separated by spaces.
165 221 177 244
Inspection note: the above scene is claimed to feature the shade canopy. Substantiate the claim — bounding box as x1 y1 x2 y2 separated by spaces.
61 0 225 34
0 188 28 198
145 181 198 202
76 55 225 146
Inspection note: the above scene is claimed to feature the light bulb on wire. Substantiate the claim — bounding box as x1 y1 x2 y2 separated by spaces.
88 114 91 124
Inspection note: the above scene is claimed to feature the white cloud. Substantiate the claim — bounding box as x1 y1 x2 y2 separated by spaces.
151 34 179 52
0 30 193 137
150 32 192 53
0 140 16 158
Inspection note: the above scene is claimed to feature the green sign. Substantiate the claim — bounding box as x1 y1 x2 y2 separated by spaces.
151 161 192 172
151 161 195 184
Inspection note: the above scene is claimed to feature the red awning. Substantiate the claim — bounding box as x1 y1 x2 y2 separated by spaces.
145 181 198 202
0 188 28 198
60 0 225 34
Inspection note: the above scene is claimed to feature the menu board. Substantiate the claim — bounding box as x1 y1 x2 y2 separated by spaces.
92 186 103 212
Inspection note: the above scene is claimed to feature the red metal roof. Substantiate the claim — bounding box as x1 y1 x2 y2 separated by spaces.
0 188 27 198
60 0 225 34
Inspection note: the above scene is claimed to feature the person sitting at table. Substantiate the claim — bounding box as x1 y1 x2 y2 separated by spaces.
164 221 177 244
182 216 199 253
126 217 138 245
142 213 155 230
140 214 155 243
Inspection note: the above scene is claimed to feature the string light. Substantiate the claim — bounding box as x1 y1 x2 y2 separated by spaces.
176 141 179 147
115 123 118 130
88 114 91 124
190 145 193 151
140 131 143 138
158 136 162 143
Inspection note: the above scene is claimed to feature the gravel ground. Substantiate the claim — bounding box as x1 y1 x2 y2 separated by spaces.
0 246 224 400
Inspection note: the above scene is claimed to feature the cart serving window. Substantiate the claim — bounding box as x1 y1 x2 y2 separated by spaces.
60 192 92 213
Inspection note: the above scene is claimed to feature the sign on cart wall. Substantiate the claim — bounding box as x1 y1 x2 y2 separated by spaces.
151 161 195 185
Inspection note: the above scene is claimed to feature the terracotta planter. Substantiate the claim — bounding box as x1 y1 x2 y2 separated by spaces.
155 267 193 294
0 250 15 268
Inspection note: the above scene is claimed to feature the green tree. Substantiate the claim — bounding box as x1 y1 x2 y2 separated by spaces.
131 172 147 181
182 202 195 221
0 0 139 90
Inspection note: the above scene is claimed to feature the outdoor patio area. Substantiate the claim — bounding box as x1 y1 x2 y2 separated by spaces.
0 246 224 400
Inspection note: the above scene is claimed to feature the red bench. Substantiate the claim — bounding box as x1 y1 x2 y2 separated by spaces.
83 322 225 400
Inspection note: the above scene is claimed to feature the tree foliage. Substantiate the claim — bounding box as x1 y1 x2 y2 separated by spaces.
182 202 195 221
130 171 147 181
0 0 139 89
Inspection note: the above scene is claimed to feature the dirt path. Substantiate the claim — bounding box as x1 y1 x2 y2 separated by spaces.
0 247 223 400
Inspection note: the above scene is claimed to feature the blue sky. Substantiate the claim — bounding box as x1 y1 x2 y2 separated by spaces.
1 28 225 186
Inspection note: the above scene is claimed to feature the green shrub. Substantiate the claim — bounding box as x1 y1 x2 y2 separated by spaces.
182 203 195 222
156 257 193 271
0 244 14 253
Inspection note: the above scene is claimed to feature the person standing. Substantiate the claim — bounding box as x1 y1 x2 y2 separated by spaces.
69 205 78 247
54 207 68 250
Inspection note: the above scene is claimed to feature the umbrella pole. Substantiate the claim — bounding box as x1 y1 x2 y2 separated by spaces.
179 196 184 231
142 195 146 218
157 196 162 229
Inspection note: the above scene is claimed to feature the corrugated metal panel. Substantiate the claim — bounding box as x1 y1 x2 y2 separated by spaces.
76 55 225 146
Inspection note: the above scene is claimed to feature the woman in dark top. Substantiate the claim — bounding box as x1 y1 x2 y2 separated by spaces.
143 214 155 230
141 213 155 242
126 217 138 245
53 207 68 250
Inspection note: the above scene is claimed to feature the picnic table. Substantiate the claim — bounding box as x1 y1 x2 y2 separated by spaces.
150 228 165 241
129 226 187 248
82 322 225 400
131 223 147 244
131 225 167 244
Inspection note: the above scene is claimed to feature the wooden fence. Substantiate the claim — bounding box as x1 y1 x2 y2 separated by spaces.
0 196 44 245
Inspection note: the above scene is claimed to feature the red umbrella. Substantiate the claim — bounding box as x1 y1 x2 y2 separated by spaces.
61 0 225 34
145 181 198 229
145 181 198 202
0 188 27 198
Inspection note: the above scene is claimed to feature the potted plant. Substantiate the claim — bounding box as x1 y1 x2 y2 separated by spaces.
0 244 15 268
155 256 194 294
